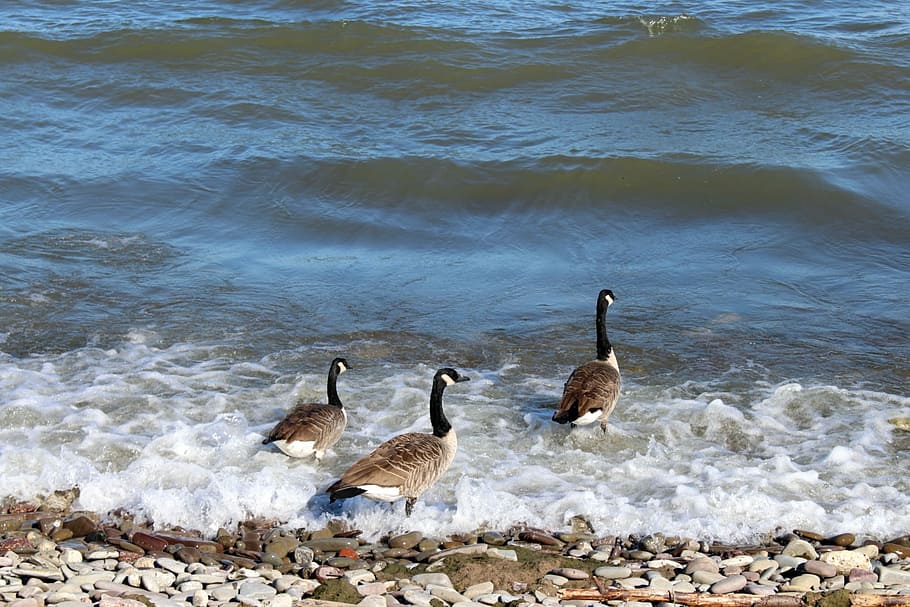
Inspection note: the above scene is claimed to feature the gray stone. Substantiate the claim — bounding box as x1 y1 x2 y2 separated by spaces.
692 571 725 585
412 573 454 588
403 589 435 607
549 567 589 580
709 575 747 594
648 576 674 591
543 574 568 586
594 566 632 579
238 581 277 600
209 584 239 602
426 544 488 563
877 565 910 586
745 583 777 596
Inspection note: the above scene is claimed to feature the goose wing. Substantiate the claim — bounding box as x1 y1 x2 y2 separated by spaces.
554 360 621 422
330 432 450 496
263 403 345 447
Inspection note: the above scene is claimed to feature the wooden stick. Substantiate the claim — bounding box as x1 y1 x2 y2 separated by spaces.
560 588 910 607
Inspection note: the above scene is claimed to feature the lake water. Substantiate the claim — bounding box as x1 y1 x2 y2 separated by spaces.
1 1 908 542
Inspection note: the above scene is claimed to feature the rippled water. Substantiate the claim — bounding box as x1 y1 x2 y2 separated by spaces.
1 1 908 541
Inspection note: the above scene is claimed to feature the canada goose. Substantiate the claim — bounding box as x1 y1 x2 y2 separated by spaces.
262 357 350 459
552 289 621 432
326 367 469 516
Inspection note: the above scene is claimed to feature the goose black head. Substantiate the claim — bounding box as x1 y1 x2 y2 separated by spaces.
599 289 616 307
332 357 350 374
436 367 470 386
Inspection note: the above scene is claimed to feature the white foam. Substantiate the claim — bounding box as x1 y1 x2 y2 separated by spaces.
1 341 908 542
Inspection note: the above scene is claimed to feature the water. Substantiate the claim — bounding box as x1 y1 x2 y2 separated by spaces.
1 1 908 542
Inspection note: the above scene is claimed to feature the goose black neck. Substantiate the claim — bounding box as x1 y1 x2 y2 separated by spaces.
595 296 613 361
327 366 343 408
429 379 452 438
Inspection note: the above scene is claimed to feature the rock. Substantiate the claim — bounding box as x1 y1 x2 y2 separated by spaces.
782 539 818 560
848 568 878 584
464 582 495 599
315 566 345 581
357 582 391 596
748 559 777 574
131 532 168 553
877 565 910 586
412 573 454 588
192 589 208 607
709 574 747 594
786 574 821 592
481 531 506 546
720 555 753 568
685 557 719 574
304 537 360 553
518 530 563 547
794 529 825 542
359 595 388 607
426 543 487 562
594 566 632 579
820 549 872 575
487 548 517 561
389 531 423 549
428 583 468 603
827 533 855 547
883 543 910 558
543 574 568 586
549 567 589 580
403 589 436 607
344 569 376 585
745 583 777 596
238 580 277 601
692 571 725 585
803 560 837 578
62 515 96 538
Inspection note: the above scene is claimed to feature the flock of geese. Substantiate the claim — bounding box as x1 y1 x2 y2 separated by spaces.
261 289 622 516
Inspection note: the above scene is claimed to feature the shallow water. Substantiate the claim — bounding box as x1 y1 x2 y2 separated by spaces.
1 1 908 542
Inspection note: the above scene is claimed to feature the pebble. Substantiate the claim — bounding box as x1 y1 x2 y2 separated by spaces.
803 559 837 578
594 566 631 579
786 573 821 592
549 568 589 580
819 548 872 574
782 539 818 560
1 507 910 607
709 574 747 594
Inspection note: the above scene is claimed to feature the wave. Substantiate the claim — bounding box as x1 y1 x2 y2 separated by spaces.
220 154 908 239
3 18 905 96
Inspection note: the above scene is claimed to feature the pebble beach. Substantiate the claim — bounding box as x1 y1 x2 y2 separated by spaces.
3 490 910 607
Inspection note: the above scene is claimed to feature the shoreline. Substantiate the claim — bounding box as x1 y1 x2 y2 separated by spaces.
2 492 910 607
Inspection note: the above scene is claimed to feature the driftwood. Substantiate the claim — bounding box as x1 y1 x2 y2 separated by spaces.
560 588 910 607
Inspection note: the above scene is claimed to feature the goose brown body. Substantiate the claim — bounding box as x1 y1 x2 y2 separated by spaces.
552 289 621 431
262 357 349 459
327 367 468 515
